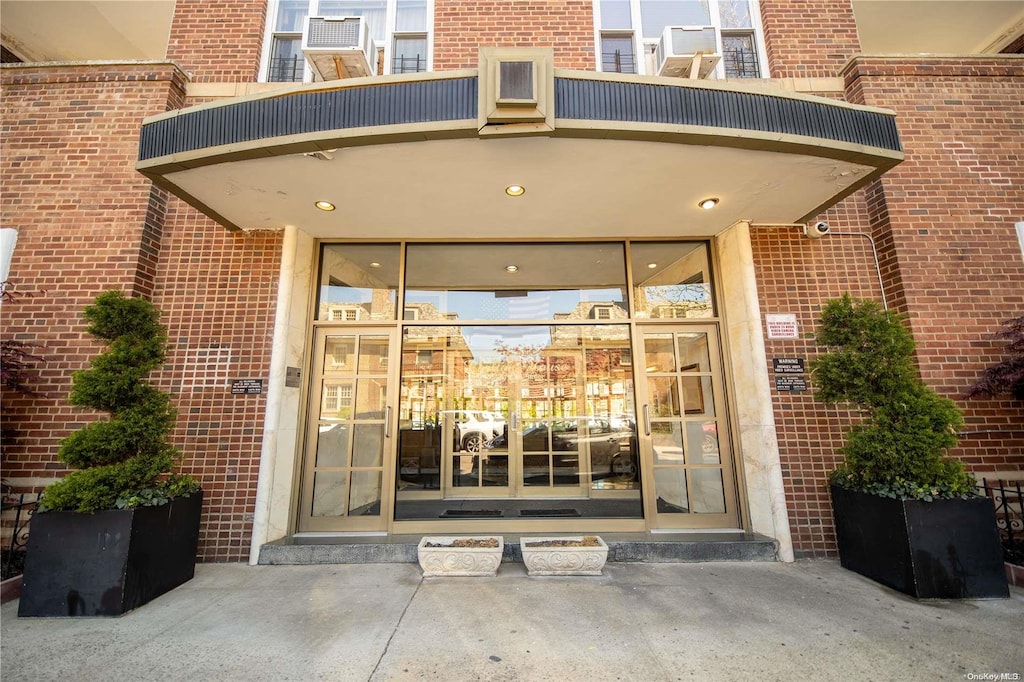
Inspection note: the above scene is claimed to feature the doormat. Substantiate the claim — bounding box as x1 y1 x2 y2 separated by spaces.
440 509 503 518
519 509 581 517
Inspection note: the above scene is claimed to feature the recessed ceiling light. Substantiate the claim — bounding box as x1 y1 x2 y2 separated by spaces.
505 185 526 197
647 263 658 269
369 262 381 268
698 197 719 210
505 265 519 273
315 200 336 211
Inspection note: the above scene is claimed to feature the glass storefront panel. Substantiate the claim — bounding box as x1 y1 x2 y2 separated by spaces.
315 424 350 467
303 240 735 531
312 471 348 516
318 244 399 321
653 468 689 513
632 242 714 319
405 243 627 321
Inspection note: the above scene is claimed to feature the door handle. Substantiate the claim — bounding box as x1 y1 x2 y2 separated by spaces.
385 405 392 438
510 413 518 431
643 404 651 436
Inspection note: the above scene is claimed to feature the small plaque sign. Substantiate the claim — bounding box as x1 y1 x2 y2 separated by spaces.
766 313 799 339
285 366 301 388
775 375 808 392
772 357 805 374
231 379 264 395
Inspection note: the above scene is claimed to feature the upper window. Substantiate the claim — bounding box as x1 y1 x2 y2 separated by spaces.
595 0 766 78
261 0 432 82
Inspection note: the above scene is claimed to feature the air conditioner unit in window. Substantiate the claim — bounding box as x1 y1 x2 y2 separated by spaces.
655 26 721 79
302 16 377 80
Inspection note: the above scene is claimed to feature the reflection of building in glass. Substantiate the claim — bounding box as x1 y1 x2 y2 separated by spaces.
633 244 714 319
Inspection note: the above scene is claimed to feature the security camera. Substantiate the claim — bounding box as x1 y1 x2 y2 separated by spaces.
804 221 830 239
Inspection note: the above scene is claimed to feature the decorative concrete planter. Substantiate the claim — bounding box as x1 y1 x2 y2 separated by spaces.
521 535 609 576
417 536 503 577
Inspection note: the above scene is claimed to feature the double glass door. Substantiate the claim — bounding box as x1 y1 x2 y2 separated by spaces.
398 324 638 501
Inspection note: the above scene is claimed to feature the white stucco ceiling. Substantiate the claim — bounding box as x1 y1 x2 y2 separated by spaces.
853 0 1024 54
159 135 882 239
0 0 175 62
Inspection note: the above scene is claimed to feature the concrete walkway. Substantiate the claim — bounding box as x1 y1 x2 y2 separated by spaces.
2 560 1021 682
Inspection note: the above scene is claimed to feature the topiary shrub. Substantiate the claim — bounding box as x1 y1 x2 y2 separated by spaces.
811 294 974 500
39 290 199 513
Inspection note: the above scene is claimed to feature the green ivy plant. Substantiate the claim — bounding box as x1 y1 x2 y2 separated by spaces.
39 291 199 513
810 294 975 500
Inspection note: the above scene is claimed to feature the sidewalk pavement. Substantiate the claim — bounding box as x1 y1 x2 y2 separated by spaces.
2 560 1022 682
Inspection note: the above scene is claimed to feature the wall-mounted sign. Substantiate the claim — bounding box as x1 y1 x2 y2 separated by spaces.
772 357 805 374
285 366 301 388
766 313 799 339
231 379 264 395
775 375 808 392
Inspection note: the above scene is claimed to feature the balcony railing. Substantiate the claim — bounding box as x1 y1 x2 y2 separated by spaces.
601 49 637 75
268 55 305 82
722 48 759 78
393 54 427 74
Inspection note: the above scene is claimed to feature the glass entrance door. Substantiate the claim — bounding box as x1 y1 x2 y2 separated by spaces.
442 326 592 498
298 327 397 532
397 324 637 503
637 324 737 528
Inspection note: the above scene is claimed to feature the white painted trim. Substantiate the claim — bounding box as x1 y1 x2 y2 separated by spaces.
715 221 794 562
248 226 316 563
1016 221 1024 261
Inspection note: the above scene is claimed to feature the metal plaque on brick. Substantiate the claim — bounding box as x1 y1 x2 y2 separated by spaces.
775 375 808 392
772 357 805 374
231 379 264 394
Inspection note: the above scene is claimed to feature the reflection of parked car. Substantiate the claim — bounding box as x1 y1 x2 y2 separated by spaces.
442 410 505 452
489 418 633 460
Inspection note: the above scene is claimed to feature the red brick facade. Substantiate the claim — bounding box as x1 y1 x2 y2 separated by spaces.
433 0 595 70
758 0 862 78
166 0 269 83
0 63 187 498
2 2 1022 562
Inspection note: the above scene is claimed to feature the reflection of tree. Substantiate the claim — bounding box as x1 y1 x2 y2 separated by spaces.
643 283 712 318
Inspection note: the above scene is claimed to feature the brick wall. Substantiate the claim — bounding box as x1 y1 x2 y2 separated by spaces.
845 57 1024 473
433 0 595 70
758 0 861 78
751 194 884 557
150 206 282 562
762 56 1024 557
0 62 187 509
166 0 268 83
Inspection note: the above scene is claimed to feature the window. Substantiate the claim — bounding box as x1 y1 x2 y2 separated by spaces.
393 0 428 73
601 34 637 73
261 0 432 80
594 0 766 78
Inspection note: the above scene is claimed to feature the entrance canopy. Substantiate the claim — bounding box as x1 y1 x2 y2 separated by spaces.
137 51 903 238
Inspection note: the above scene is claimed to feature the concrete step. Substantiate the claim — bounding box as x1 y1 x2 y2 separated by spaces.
258 532 778 565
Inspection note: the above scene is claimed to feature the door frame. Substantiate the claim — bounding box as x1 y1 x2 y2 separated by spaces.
297 326 400 533
634 322 740 530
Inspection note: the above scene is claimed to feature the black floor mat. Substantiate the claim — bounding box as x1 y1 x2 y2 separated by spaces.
519 509 581 517
439 509 503 518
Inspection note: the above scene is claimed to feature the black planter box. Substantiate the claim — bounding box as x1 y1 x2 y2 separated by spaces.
18 492 203 617
830 486 1009 599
